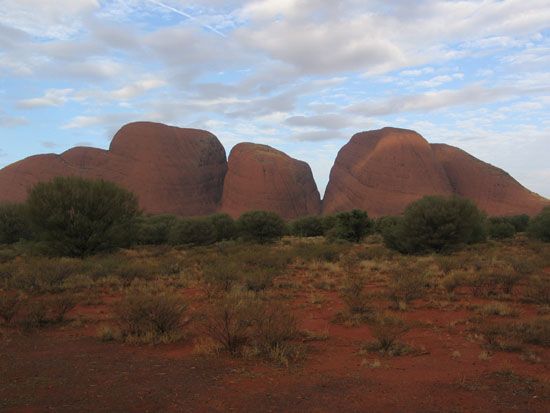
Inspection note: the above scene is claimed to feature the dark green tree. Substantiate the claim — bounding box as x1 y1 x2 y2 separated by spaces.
0 203 31 244
291 216 324 237
26 176 139 256
237 211 285 243
328 209 373 242
528 207 550 242
383 196 486 253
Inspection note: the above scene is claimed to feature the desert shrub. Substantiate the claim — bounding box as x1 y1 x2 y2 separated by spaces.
328 210 373 242
169 218 216 246
208 213 237 242
528 207 550 242
136 214 177 245
507 214 530 232
46 293 77 323
0 293 22 324
243 268 275 292
203 291 255 354
481 318 550 350
388 264 430 309
115 283 186 344
237 211 286 243
524 276 550 305
252 304 298 349
289 241 346 263
488 218 516 239
7 257 83 293
202 259 242 293
0 203 31 244
203 291 299 364
475 302 518 317
374 216 400 235
383 196 486 254
441 270 467 294
321 215 338 234
18 300 48 329
512 318 550 347
291 216 324 237
341 272 371 315
364 314 411 356
378 216 407 252
26 176 139 256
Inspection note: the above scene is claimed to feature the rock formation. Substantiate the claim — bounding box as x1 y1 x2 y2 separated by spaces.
0 122 227 216
323 127 548 217
431 143 549 216
221 143 321 220
323 127 454 217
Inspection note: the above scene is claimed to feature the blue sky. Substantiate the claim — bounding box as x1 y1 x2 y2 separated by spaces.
1 0 549 197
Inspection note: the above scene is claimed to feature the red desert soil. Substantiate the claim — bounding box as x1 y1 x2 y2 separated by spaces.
1 279 549 413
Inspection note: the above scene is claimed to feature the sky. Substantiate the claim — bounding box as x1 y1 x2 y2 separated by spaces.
0 0 549 198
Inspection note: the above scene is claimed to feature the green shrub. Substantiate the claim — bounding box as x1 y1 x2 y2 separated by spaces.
208 213 237 242
321 215 338 234
0 203 31 244
26 177 139 256
115 283 186 344
136 214 177 245
488 219 516 239
289 241 346 263
507 214 530 232
528 207 550 242
291 216 324 237
328 209 373 242
237 211 285 243
169 218 216 246
383 196 486 254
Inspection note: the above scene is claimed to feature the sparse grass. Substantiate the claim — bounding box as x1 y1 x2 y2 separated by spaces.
114 282 187 344
388 263 430 309
475 302 519 317
479 317 550 351
523 276 550 305
362 314 412 356
0 293 22 324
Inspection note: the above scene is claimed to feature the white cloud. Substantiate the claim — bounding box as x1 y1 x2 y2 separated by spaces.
17 88 73 109
0 0 99 38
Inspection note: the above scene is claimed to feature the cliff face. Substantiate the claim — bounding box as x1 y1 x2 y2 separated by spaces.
0 122 228 216
323 127 454 216
323 127 548 217
431 143 550 216
220 143 321 220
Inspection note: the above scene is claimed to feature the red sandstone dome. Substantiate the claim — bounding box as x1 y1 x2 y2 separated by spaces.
431 143 549 216
323 127 454 217
323 127 548 217
0 122 227 216
220 143 321 220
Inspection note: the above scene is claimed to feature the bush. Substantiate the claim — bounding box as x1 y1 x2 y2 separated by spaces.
488 219 516 239
291 216 324 237
0 203 31 244
383 196 486 254
328 209 373 242
115 283 186 344
26 177 139 256
528 207 550 242
507 215 530 232
203 291 299 364
237 211 285 243
364 314 411 356
169 218 216 246
136 214 177 245
208 213 237 242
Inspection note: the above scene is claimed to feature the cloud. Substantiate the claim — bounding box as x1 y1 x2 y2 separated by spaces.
0 111 27 127
285 114 354 130
0 0 99 39
291 129 345 142
17 89 73 109
347 84 550 116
